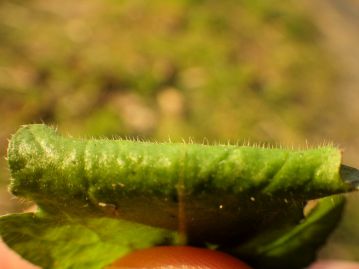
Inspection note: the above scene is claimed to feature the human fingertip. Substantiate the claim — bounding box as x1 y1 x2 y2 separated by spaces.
109 246 252 268
310 260 359 269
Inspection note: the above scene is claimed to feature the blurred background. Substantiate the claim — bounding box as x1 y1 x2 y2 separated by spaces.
0 0 358 262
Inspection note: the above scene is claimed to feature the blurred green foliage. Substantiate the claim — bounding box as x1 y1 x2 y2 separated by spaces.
0 0 357 262
0 0 337 143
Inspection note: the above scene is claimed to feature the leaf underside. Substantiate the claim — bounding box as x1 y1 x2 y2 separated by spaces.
0 196 345 269
0 125 354 269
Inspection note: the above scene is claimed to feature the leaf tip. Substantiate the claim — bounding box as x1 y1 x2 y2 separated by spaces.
340 164 359 190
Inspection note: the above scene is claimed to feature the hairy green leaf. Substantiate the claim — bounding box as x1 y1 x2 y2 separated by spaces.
0 124 357 269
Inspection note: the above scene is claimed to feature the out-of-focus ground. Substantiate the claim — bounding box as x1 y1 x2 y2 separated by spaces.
0 0 358 262
303 0 359 261
303 0 359 163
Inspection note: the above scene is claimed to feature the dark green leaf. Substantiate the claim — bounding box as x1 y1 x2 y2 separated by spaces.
233 195 345 269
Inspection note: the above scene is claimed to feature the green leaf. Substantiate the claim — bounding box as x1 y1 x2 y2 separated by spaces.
0 196 345 269
0 212 176 269
1 124 356 268
232 195 346 269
